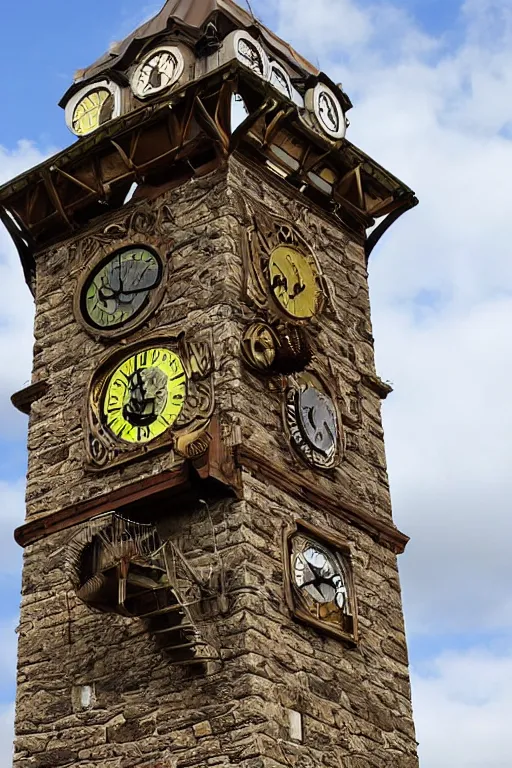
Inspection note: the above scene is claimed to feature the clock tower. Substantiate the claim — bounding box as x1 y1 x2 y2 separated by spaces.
4 2 420 767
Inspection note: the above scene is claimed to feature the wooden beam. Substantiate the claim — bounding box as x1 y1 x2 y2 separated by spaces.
236 445 410 554
15 465 193 548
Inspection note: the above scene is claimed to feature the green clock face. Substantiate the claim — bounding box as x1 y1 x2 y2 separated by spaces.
82 246 162 330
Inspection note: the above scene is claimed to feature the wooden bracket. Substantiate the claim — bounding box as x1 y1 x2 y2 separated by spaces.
11 380 49 415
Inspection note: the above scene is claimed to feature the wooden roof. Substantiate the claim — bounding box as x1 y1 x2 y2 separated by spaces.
68 0 319 93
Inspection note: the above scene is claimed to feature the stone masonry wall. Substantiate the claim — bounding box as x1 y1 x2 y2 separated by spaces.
26 168 242 520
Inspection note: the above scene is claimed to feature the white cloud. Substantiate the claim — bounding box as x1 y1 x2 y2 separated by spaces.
0 704 14 767
0 481 25 574
270 0 373 51
413 647 512 768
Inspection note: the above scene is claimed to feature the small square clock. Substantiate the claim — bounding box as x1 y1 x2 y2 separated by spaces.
283 519 358 644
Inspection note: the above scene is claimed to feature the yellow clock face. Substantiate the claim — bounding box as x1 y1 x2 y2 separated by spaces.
269 245 321 319
102 348 186 444
72 88 113 136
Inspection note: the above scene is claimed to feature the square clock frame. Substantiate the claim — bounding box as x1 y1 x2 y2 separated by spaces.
283 519 358 645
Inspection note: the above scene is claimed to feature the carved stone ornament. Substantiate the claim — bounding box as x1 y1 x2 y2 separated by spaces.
242 203 328 324
283 519 358 644
284 370 343 470
73 203 175 340
241 321 312 375
86 330 214 470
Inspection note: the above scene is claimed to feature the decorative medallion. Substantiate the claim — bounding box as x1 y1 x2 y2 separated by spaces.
80 244 163 333
241 323 278 372
284 520 357 643
131 46 185 99
87 332 214 469
65 81 121 137
245 209 327 324
241 322 311 375
306 83 347 140
285 372 342 469
234 31 270 80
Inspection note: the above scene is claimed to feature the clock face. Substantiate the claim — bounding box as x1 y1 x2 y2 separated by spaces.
293 541 349 615
82 246 162 330
71 87 115 137
314 84 346 140
103 348 186 444
269 245 321 319
236 34 268 79
132 47 184 98
297 387 337 459
269 63 292 99
285 376 340 469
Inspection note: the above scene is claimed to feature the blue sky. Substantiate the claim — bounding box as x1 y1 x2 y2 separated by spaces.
1 0 512 766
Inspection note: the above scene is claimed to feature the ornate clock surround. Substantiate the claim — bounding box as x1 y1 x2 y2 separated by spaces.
74 233 169 340
243 203 328 324
86 330 215 470
239 199 332 377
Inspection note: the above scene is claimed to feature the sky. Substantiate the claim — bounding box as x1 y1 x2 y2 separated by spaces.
0 0 511 765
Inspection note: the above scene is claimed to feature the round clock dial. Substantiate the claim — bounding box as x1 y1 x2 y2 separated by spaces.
269 245 321 319
132 47 184 99
297 386 337 458
71 87 114 137
236 34 268 79
285 375 340 469
313 84 346 140
82 246 162 331
103 348 186 444
293 543 348 614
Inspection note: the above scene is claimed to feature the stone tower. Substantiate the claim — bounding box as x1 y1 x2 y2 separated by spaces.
3 2 419 766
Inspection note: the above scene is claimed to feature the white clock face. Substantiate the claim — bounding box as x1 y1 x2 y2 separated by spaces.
235 33 269 79
269 62 292 99
313 84 346 140
132 47 184 99
293 543 348 612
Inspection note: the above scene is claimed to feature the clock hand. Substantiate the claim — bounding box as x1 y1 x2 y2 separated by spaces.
272 262 288 292
149 66 162 89
289 282 306 299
